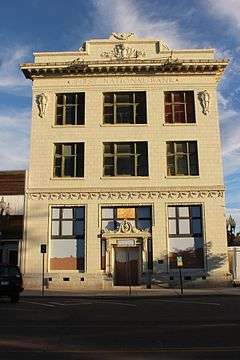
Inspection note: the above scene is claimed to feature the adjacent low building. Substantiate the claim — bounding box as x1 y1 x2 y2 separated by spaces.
0 170 25 265
20 33 229 289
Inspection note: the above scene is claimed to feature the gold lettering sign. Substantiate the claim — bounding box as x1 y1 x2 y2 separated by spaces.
117 208 135 219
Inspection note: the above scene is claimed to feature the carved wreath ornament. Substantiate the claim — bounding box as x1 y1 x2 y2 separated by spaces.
101 43 145 60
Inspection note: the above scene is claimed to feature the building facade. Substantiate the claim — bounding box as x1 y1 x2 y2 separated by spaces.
0 171 25 265
21 33 229 289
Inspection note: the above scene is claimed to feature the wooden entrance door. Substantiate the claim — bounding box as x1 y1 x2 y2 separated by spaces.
114 247 139 286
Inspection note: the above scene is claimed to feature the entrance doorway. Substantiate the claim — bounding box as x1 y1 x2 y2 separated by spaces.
114 247 139 286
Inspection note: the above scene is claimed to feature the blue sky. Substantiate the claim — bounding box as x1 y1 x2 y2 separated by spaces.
0 0 240 228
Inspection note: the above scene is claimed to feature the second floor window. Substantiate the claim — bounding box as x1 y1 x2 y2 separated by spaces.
103 142 148 176
56 93 85 125
54 143 84 178
103 92 147 124
167 141 199 176
165 91 195 123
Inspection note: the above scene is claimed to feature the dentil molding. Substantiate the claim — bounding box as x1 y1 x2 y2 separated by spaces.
28 190 224 201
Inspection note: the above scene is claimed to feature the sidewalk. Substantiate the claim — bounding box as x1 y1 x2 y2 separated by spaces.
22 286 240 299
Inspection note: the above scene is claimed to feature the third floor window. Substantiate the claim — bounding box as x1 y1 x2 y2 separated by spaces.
56 93 85 125
103 92 147 124
164 91 195 123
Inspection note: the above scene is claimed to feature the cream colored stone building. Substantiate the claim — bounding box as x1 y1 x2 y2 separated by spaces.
21 33 229 289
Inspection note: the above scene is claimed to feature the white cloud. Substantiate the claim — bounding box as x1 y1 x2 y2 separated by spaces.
0 110 31 170
0 46 31 90
93 0 191 48
206 0 240 31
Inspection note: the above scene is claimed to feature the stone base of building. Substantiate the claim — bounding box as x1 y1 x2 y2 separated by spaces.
23 271 233 290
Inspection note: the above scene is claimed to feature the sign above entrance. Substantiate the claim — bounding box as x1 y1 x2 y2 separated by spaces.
117 239 136 247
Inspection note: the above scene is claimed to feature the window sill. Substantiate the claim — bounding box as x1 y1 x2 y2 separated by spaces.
51 125 85 128
165 175 200 179
163 123 197 126
100 123 149 127
100 176 150 180
50 177 85 180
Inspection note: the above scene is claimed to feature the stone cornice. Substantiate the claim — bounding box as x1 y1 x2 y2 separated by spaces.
27 187 224 201
21 58 229 80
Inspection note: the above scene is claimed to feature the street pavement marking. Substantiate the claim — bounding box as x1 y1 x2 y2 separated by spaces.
146 299 221 306
95 300 137 307
21 300 55 307
48 301 92 306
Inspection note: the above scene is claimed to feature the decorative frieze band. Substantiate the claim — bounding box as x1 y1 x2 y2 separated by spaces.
28 190 224 201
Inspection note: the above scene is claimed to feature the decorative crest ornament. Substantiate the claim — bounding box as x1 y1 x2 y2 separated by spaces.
36 93 48 118
101 43 145 60
198 90 210 115
112 32 135 41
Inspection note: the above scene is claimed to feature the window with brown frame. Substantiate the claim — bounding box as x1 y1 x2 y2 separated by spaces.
103 92 147 124
54 143 84 178
167 141 199 176
56 93 85 125
164 91 195 123
103 142 148 177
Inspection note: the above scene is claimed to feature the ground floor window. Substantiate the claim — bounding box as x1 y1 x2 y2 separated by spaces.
101 206 152 232
50 207 85 271
168 205 204 268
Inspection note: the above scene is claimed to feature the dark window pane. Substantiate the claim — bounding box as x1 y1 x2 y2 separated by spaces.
104 143 114 154
117 143 134 153
76 143 84 155
116 105 133 123
65 106 75 124
77 94 85 125
165 92 172 103
74 220 84 236
176 155 188 175
54 166 61 177
137 206 151 218
64 157 74 176
55 144 62 155
189 142 197 153
176 142 187 154
103 106 114 124
56 107 63 125
104 157 114 165
117 156 134 175
75 207 84 219
167 155 175 175
137 154 148 176
192 219 202 235
104 166 114 176
66 94 76 104
174 92 184 102
116 93 133 103
104 93 114 103
189 154 199 175
167 142 174 155
57 94 64 105
186 93 195 123
191 206 201 218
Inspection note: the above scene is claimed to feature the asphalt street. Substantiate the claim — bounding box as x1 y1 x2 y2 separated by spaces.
0 295 240 359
